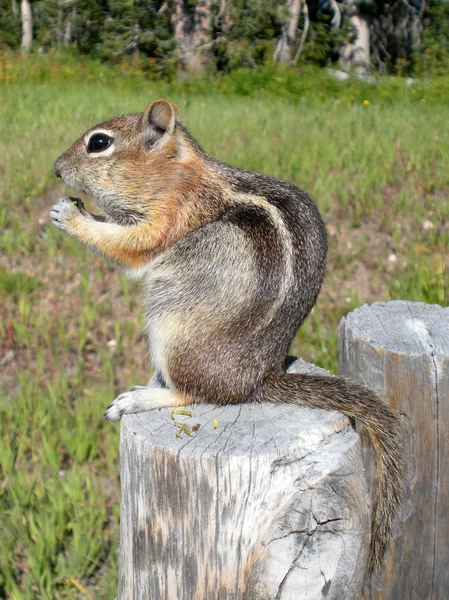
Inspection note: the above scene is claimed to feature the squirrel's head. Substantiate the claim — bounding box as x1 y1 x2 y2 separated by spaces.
54 99 202 225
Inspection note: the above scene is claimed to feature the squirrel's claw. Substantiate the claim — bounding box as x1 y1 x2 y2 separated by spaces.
49 197 79 234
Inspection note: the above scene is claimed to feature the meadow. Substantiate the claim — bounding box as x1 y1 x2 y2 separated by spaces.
0 57 448 598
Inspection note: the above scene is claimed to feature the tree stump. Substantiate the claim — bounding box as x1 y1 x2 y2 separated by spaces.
339 300 449 599
118 359 370 600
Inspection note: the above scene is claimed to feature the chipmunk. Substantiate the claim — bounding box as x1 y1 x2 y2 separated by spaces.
51 98 404 575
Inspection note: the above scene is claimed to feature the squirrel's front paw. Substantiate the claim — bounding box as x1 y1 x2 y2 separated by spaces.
49 197 79 234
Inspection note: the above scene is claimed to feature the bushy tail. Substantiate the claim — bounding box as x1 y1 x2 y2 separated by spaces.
258 370 405 574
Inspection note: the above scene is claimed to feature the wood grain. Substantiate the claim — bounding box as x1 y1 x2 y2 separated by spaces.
339 300 449 600
118 359 370 600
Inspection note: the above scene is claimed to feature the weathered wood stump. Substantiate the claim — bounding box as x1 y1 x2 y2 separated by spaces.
119 359 370 600
339 300 449 600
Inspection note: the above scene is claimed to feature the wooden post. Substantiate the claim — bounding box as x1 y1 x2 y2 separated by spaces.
119 359 370 600
339 300 449 599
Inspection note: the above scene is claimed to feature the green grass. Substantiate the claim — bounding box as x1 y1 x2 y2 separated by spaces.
0 270 42 297
0 60 448 598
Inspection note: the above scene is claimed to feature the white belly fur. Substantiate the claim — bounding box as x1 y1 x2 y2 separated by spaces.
145 316 176 387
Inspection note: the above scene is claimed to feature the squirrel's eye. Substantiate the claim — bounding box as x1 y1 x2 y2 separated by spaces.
87 133 113 154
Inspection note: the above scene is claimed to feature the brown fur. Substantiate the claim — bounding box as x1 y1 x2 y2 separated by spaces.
52 99 405 575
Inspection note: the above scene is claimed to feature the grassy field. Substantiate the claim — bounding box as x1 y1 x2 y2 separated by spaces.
0 60 448 598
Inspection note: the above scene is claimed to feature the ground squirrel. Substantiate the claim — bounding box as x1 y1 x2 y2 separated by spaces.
51 98 405 575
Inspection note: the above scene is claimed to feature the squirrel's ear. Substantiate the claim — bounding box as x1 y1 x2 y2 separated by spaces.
141 99 181 146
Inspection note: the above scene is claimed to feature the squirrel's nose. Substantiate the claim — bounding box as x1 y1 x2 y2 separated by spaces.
54 156 63 178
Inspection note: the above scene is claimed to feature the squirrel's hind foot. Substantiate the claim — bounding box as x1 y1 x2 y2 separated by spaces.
103 387 184 422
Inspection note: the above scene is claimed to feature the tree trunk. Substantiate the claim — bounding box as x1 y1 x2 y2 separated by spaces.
340 0 371 73
339 301 449 599
274 0 302 63
63 8 75 45
170 0 191 62
21 0 33 52
118 359 370 599
291 1 309 65
188 0 213 72
57 2 63 45
170 0 213 73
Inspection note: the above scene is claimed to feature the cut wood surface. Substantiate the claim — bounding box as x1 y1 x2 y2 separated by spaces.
119 359 370 600
339 300 449 600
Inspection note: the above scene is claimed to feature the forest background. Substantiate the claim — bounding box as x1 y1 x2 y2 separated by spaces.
1 0 449 75
1 1 449 599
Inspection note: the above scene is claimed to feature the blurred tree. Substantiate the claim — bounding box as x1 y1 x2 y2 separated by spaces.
273 0 302 63
0 0 21 47
0 0 447 75
416 0 449 73
99 0 142 59
168 0 214 71
20 0 33 51
33 0 67 48
369 0 423 72
302 0 351 66
339 0 371 72
216 0 282 69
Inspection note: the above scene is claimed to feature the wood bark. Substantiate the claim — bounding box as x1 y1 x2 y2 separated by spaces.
339 300 449 599
63 8 75 46
170 0 213 72
170 0 191 62
329 0 341 30
118 359 370 599
20 0 33 52
189 0 213 71
340 0 371 73
291 1 309 65
274 0 302 64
